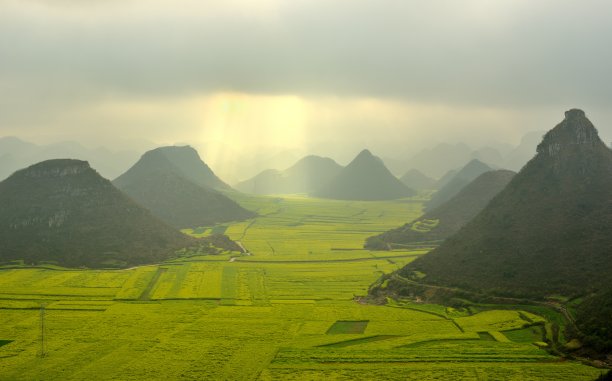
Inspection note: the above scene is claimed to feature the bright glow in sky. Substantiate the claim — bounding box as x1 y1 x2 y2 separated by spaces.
198 93 307 151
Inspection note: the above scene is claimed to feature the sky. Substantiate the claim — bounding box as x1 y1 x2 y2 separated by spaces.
1 0 612 169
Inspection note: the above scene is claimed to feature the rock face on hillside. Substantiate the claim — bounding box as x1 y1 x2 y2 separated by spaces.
312 150 415 201
0 159 192 268
114 146 254 228
426 159 493 211
397 109 612 298
235 155 343 195
366 169 515 249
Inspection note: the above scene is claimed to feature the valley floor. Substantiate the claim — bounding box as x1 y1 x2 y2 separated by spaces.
0 195 601 380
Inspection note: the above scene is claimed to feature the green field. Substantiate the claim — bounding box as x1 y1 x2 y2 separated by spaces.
0 195 600 380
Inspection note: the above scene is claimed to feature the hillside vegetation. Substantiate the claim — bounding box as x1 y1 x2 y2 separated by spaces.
114 146 254 228
0 159 192 268
384 109 612 356
366 170 515 249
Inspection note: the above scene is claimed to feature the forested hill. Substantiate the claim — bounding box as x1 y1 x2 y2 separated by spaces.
0 159 193 267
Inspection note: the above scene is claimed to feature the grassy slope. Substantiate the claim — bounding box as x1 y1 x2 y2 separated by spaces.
0 195 600 380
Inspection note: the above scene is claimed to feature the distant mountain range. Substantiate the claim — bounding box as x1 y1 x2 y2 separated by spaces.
114 146 254 228
235 155 342 195
312 149 415 201
366 169 515 249
384 132 544 179
0 136 140 181
0 159 192 268
1 132 544 189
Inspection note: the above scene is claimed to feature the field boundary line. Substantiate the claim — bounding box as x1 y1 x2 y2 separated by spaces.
234 254 421 264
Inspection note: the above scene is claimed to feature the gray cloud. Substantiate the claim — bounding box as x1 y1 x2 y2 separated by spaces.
1 0 612 148
2 1 612 102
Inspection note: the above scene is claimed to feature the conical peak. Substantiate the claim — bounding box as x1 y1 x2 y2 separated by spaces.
137 145 204 173
118 144 229 190
464 158 487 168
352 149 377 163
456 159 492 177
537 109 601 156
358 149 373 157
349 149 385 169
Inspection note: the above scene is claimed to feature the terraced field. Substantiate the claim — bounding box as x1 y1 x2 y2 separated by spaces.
0 195 600 380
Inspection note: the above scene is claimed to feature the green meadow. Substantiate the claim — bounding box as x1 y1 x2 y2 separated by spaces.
0 195 600 380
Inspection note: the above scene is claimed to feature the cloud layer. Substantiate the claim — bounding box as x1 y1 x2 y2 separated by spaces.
1 0 611 152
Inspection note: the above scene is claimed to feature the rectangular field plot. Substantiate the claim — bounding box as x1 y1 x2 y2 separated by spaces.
271 340 556 365
454 310 543 332
326 321 369 334
0 268 130 299
261 260 411 301
505 326 546 343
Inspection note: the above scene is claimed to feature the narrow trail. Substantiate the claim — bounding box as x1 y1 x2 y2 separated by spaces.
236 241 249 255
237 220 257 241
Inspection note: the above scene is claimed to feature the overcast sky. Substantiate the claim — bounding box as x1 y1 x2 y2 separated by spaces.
1 0 612 162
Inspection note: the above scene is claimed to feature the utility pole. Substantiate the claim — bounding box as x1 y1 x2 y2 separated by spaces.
38 304 46 358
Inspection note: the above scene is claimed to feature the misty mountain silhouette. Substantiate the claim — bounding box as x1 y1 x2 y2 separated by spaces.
119 146 230 190
312 149 415 200
426 159 493 211
235 155 343 195
114 146 254 228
